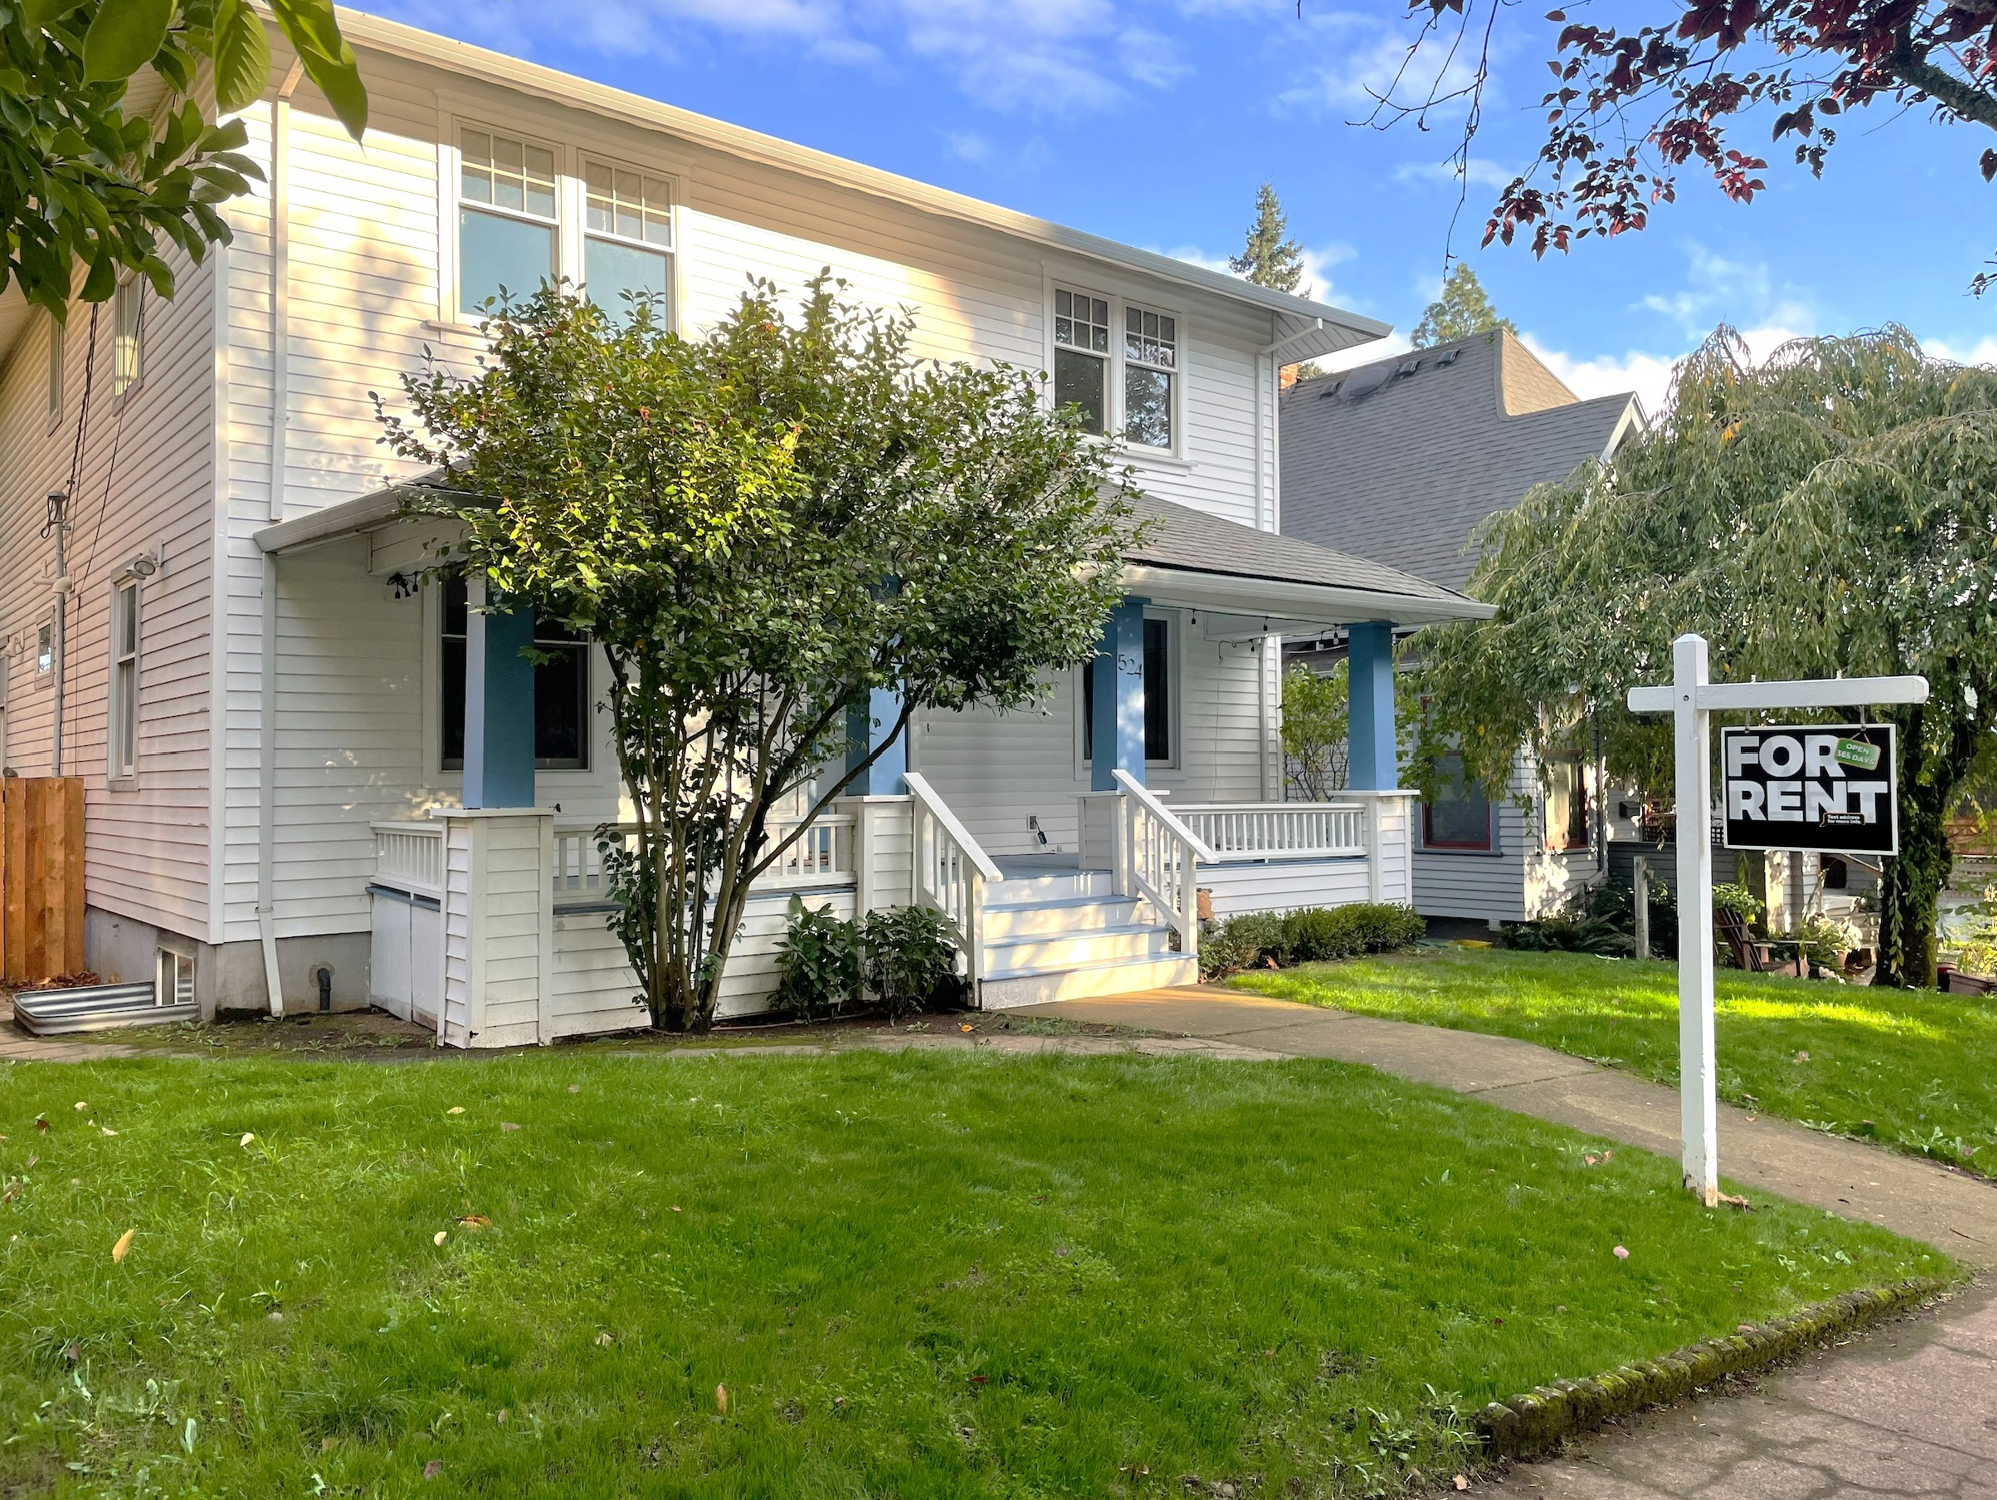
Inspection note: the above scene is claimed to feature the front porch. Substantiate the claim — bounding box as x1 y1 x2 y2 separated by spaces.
253 489 1484 1044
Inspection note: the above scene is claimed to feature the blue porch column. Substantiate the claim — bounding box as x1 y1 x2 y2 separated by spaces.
463 576 536 809
1091 595 1148 791
845 686 907 794
1346 619 1399 791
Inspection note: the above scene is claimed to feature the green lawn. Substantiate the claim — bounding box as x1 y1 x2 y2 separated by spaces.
1235 948 1997 1178
0 1051 1951 1498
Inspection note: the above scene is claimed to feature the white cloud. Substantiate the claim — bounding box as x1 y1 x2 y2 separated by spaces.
1921 333 1997 368
1522 323 1814 418
1274 10 1485 119
1639 243 1815 341
1392 156 1514 191
1159 240 1356 303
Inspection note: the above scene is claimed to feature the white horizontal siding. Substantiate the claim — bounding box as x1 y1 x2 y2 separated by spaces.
1413 756 1601 924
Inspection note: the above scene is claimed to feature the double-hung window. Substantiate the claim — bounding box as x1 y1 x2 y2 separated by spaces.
36 624 53 676
583 161 674 323
440 577 591 771
112 278 142 398
1422 752 1493 851
458 128 558 315
109 580 139 779
1122 305 1177 449
1052 287 1112 434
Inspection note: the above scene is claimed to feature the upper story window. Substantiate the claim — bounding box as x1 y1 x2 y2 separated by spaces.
1053 287 1112 434
112 278 143 398
46 313 63 423
1123 305 1177 449
458 127 557 315
109 580 139 779
584 161 674 323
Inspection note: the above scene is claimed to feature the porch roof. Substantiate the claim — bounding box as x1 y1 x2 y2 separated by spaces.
1123 496 1494 629
255 479 1494 630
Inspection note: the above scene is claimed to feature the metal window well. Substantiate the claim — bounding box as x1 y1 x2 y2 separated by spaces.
12 975 195 1036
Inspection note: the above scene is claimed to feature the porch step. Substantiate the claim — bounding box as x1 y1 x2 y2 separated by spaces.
981 892 1145 939
983 921 1174 973
979 953 1198 1011
986 868 1117 903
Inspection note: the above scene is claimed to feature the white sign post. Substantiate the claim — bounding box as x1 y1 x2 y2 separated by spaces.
1627 633 1928 1205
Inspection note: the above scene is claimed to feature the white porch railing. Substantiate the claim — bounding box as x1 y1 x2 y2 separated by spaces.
904 771 1001 982
372 821 444 897
551 812 858 907
1175 801 1367 861
1112 770 1216 955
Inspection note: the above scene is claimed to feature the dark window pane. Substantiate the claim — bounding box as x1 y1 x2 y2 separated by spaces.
459 207 553 314
1424 753 1492 849
443 575 468 637
1082 655 1094 761
1143 617 1170 761
442 636 466 769
1054 349 1105 433
534 644 588 768
1125 366 1173 448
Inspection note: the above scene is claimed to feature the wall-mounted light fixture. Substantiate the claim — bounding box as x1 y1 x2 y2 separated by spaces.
128 553 158 578
387 572 417 600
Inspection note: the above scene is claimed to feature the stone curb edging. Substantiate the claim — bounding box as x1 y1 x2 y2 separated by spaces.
1475 1276 1952 1460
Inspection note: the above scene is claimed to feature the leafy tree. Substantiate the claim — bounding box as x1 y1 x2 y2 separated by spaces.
380 279 1138 1033
1283 661 1349 797
1412 326 1997 989
1409 263 1516 348
4 0 365 317
1360 3 1997 284
1229 181 1306 294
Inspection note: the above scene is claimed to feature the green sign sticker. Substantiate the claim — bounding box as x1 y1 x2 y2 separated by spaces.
1835 737 1882 772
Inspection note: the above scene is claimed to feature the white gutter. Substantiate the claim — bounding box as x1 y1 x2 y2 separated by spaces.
1121 564 1496 628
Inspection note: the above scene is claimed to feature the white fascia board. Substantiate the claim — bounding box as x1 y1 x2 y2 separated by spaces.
334 8 1391 345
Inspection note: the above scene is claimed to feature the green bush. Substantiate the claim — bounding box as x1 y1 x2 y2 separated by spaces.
772 895 860 1020
860 906 966 1020
1199 903 1426 979
1712 882 1766 925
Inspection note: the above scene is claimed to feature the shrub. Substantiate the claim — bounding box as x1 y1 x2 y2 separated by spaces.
1199 902 1425 979
860 906 965 1019
772 895 860 1020
1712 882 1766 925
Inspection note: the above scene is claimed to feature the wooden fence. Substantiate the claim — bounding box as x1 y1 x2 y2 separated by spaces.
1 777 86 985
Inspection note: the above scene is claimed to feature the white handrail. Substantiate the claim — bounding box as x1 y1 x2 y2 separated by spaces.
903 771 999 986
550 814 858 904
1175 800 1367 861
372 821 445 896
1111 770 1210 955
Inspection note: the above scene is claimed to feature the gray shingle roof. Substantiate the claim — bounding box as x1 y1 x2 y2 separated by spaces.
1125 493 1475 607
1280 329 1640 592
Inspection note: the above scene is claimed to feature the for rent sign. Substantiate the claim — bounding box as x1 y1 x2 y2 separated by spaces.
1721 724 1897 857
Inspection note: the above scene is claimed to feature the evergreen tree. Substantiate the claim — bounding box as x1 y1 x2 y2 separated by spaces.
1409 264 1517 348
1229 182 1306 294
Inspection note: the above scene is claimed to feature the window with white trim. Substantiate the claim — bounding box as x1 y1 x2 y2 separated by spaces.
112 278 143 398
458 127 557 315
583 160 674 324
36 623 53 676
109 580 139 779
1122 304 1177 449
1052 287 1111 434
46 313 63 422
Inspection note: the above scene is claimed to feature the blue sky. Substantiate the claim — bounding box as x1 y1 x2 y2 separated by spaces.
366 0 1997 411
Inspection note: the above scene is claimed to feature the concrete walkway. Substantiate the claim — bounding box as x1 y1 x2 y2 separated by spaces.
1025 986 1997 1500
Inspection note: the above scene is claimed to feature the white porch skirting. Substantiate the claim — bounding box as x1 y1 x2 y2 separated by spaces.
367 788 1416 1047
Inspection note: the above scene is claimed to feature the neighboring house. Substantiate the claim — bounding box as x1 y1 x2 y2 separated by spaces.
1279 329 1642 928
0 10 1488 1041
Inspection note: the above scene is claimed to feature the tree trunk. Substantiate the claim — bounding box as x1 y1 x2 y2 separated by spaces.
1872 702 1966 990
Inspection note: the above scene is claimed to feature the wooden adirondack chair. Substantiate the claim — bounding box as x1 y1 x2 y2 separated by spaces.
1714 906 1819 978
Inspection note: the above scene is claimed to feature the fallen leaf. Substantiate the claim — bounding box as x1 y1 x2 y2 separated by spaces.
1601 1150 1614 1162
1583 1154 1599 1166
566 1084 580 1094
433 1230 448 1246
596 1331 615 1346
1737 1323 1756 1334
715 1383 728 1414
1491 1316 1504 1327
1 1183 18 1204
456 1214 492 1230
1612 1245 1630 1261
1454 1477 1470 1492
1717 1192 1754 1211
25 1156 38 1171
960 1023 974 1032
34 1117 48 1135
500 1122 520 1133
240 1133 256 1148
101 1127 117 1137
1555 1304 1567 1313
423 1459 443 1479
671 1205 681 1213
1794 1050 1810 1064
447 1106 466 1116
74 1102 87 1112
112 1229 135 1263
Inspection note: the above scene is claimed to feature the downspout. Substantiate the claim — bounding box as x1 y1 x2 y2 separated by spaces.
255 62 303 1018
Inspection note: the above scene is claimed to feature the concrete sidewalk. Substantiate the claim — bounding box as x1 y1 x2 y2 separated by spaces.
1024 986 1997 1500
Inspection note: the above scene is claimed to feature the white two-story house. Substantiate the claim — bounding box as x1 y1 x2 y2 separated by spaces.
0 8 1487 1043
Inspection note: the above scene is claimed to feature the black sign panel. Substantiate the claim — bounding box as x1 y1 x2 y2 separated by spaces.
1721 724 1897 857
